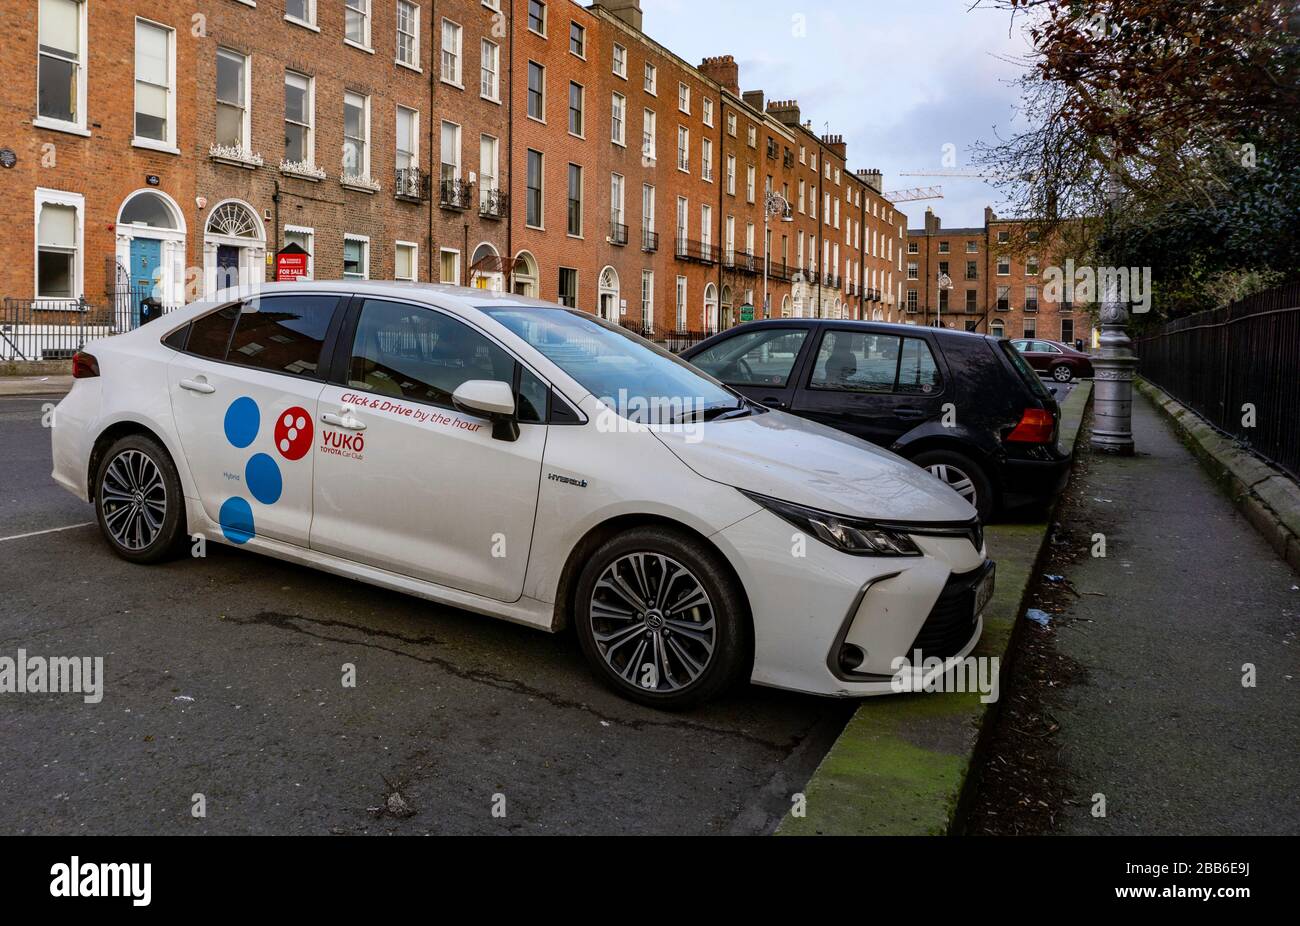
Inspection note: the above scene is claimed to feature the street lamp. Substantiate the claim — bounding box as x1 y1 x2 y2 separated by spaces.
1091 172 1137 455
763 191 792 319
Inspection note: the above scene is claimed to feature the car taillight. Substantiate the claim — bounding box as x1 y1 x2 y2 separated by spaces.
72 351 99 379
1007 408 1055 443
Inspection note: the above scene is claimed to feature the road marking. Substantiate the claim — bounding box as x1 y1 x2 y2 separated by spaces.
0 522 95 543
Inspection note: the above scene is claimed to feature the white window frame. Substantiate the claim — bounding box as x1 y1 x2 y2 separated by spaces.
480 39 500 101
342 91 371 181
677 82 690 114
284 0 317 30
644 61 657 95
441 19 463 86
344 0 372 51
215 47 252 152
395 105 419 173
746 165 755 204
133 18 177 153
569 21 586 59
440 120 462 181
642 183 655 234
35 0 89 135
675 276 687 331
343 233 370 280
677 125 689 172
283 224 315 279
641 270 654 329
479 133 500 205
702 97 713 127
701 137 712 182
283 71 316 169
568 81 584 138
394 240 418 281
610 172 624 228
396 0 421 71
726 154 736 196
612 43 627 79
610 91 626 146
642 108 656 161
34 188 84 301
439 247 461 284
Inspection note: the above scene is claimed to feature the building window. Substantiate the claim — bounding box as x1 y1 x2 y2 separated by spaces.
966 240 978 253
567 163 583 236
678 82 690 113
997 229 1010 244
35 190 82 299
480 40 500 100
284 72 314 165
907 240 918 254
286 0 316 27
677 126 689 171
37 0 86 129
642 183 655 233
215 48 249 150
527 61 544 120
642 109 656 160
938 240 949 253
558 267 578 307
701 137 713 182
284 226 314 279
991 320 1004 338
342 92 370 178
610 92 625 145
745 166 755 203
1027 230 1040 243
965 289 978 312
702 97 713 127
612 43 627 78
441 19 462 85
1025 286 1039 312
641 270 654 327
726 155 736 195
394 241 417 281
568 82 584 136
1023 317 1037 338
747 125 757 147
345 0 371 47
343 235 369 279
527 0 546 35
134 19 174 146
440 248 460 284
965 260 978 281
1061 318 1075 344
906 290 918 312
439 120 461 182
675 276 687 331
726 112 737 136
1026 255 1039 275
644 62 656 94
396 0 420 68
939 289 949 311
526 149 543 227
997 285 1010 310
610 172 624 229
569 22 585 57
479 134 499 208
907 262 918 280
396 105 418 173
997 255 1010 276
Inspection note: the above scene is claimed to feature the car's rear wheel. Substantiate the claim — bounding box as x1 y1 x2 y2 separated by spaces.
911 449 995 522
574 526 750 710
94 434 186 564
1051 364 1074 383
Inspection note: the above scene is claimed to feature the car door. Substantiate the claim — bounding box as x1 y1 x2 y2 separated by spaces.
309 296 546 603
790 328 947 447
166 292 343 547
685 325 812 409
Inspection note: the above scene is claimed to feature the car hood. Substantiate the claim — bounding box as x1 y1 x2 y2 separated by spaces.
652 409 977 523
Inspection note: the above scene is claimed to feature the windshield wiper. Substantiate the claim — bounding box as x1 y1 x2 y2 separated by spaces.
671 401 753 423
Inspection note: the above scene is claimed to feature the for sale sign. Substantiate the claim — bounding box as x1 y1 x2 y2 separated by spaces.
276 243 309 282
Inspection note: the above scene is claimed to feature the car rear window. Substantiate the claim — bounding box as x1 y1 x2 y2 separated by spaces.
999 339 1052 400
226 294 339 377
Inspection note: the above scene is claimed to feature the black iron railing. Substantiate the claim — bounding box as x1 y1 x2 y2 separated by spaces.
479 189 509 219
610 222 628 246
675 238 719 265
395 167 431 202
440 178 473 211
1 290 177 362
641 228 659 252
1136 281 1300 481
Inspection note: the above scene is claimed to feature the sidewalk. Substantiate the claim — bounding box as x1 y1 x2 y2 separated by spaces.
1042 390 1299 834
0 375 73 396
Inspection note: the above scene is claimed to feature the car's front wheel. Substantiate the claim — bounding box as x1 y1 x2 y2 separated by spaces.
574 526 750 710
911 449 995 522
1051 364 1074 383
94 434 186 564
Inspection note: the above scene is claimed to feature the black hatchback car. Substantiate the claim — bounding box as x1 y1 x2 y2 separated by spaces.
681 320 1070 521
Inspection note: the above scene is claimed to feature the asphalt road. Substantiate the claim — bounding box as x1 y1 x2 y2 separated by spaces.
0 393 852 835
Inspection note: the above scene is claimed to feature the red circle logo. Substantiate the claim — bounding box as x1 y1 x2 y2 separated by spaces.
274 406 314 461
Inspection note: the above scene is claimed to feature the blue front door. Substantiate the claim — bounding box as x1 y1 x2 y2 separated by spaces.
129 238 163 327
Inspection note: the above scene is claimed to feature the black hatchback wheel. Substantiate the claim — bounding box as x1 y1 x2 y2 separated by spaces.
910 448 995 522
574 526 750 710
94 434 186 564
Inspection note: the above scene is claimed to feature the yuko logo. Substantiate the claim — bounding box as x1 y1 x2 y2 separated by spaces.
216 398 309 544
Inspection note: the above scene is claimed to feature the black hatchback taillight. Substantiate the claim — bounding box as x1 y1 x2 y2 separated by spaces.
72 351 99 378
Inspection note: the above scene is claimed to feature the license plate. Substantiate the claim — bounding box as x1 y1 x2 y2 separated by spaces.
973 566 995 618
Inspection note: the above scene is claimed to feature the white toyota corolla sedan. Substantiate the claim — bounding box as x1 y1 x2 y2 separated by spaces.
52 282 992 709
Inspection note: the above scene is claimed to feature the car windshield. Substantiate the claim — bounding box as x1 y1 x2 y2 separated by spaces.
481 307 741 424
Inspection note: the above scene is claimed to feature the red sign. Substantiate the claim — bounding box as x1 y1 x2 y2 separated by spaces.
275 246 309 282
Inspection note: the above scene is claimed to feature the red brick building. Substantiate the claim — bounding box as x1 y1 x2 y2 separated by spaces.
4 0 907 346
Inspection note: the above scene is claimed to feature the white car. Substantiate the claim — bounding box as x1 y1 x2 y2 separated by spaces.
52 282 992 709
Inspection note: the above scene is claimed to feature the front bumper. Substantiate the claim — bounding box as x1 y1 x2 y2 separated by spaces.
712 507 989 696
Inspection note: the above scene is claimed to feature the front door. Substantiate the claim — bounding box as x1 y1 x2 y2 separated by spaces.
167 293 342 547
309 297 546 603
216 245 241 291
130 238 162 326
599 292 615 321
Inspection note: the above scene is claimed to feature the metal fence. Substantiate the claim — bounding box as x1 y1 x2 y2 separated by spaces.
1135 281 1300 481
0 288 175 362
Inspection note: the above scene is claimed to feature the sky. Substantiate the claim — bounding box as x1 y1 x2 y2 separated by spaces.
638 0 1037 229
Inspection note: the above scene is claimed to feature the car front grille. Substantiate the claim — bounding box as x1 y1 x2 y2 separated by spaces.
908 562 992 660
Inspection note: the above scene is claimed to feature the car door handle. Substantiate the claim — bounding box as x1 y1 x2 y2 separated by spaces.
760 396 787 409
179 378 215 395
321 412 366 431
893 407 929 420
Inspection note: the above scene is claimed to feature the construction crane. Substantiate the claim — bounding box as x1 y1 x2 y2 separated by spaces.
900 168 1040 182
883 185 943 203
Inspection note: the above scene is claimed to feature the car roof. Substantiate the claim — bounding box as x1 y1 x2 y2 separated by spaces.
220 280 563 314
703 317 1001 344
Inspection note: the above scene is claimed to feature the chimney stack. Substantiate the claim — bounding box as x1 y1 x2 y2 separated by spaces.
925 207 941 234
602 0 643 31
742 89 765 111
820 134 846 159
766 99 801 128
857 168 883 193
699 55 739 96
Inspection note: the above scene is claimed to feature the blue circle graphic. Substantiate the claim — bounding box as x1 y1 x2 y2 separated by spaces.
224 397 260 449
245 453 283 506
219 497 255 544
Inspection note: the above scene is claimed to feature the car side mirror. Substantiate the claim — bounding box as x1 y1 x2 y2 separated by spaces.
452 380 520 442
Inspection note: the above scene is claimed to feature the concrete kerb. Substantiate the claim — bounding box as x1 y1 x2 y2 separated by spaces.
777 381 1094 836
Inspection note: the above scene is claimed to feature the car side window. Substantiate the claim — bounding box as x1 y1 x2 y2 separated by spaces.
517 365 548 424
185 303 241 360
1011 339 1029 352
809 330 900 393
896 337 943 394
226 294 339 377
691 328 809 388
1039 341 1062 354
347 299 515 409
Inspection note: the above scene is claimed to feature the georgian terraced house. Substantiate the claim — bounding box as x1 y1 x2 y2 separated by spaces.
5 0 918 349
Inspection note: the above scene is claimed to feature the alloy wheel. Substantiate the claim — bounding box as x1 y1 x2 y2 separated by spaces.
101 449 168 551
589 552 716 692
1053 365 1073 382
926 462 978 506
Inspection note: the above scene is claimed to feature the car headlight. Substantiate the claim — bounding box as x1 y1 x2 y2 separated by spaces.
742 491 923 557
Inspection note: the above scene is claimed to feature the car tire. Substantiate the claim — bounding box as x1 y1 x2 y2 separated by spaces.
94 433 187 564
573 526 751 710
910 449 996 522
1050 364 1073 383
